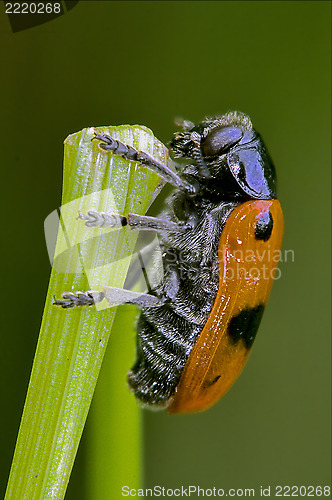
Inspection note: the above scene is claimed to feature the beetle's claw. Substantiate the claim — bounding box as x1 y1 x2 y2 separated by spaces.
53 291 104 308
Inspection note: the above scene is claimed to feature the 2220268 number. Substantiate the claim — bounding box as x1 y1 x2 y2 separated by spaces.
5 2 61 14
275 485 330 496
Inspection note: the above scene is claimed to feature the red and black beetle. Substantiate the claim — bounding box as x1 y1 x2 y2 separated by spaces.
55 111 284 414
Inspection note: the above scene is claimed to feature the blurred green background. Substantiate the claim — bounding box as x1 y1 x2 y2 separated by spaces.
0 1 330 498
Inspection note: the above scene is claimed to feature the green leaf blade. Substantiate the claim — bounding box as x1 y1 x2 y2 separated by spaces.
5 125 167 500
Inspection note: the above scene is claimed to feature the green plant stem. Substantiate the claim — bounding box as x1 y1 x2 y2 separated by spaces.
5 125 167 500
86 305 142 499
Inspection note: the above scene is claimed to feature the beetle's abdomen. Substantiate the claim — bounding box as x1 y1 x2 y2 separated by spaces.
127 265 220 406
127 307 200 407
127 200 238 408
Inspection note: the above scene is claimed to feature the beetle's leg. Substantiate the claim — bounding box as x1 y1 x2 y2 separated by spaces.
78 211 193 233
53 291 105 308
94 132 197 194
53 288 166 309
77 212 126 228
103 287 166 307
124 237 160 290
163 264 180 300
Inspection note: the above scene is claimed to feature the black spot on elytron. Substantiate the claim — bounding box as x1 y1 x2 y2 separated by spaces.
211 375 221 384
255 211 273 241
227 304 265 349
203 375 221 388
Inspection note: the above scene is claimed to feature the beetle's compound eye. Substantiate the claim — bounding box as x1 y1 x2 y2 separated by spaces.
201 126 243 156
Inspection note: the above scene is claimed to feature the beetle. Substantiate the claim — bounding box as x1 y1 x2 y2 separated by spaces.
54 111 284 414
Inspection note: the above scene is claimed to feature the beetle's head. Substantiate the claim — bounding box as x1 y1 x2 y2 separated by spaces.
171 111 277 200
